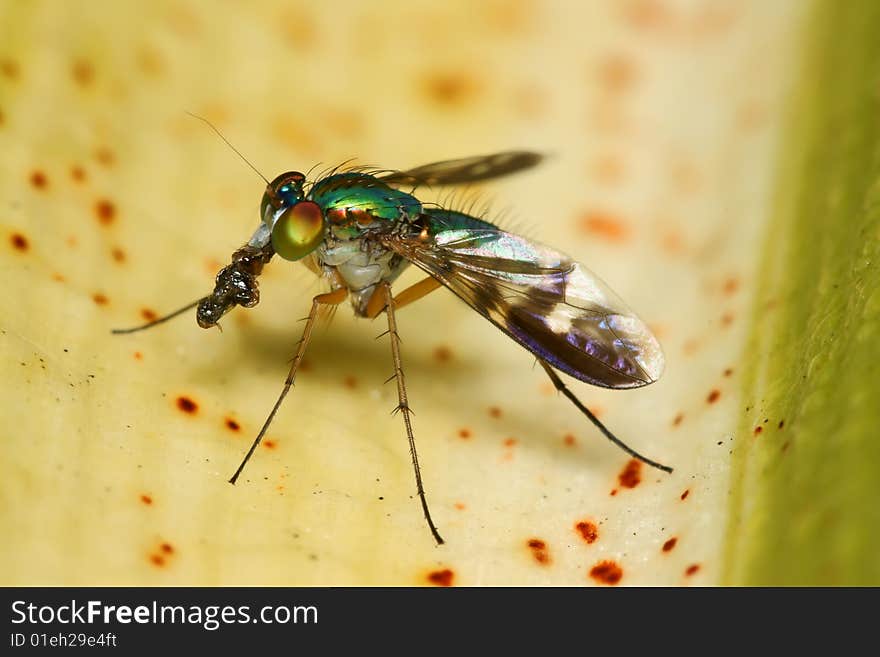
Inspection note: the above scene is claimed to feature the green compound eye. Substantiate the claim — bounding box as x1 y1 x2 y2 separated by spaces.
271 201 325 261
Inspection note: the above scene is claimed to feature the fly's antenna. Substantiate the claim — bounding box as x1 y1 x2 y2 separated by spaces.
185 111 270 185
111 299 202 334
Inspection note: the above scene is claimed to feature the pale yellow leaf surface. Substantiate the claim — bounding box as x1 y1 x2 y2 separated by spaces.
0 0 806 585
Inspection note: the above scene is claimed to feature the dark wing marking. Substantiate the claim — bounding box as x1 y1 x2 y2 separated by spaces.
381 228 664 389
380 151 543 188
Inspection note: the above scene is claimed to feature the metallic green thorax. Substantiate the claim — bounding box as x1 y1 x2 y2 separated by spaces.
309 173 422 223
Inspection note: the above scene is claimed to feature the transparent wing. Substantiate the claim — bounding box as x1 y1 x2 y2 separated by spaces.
380 151 543 188
381 228 664 389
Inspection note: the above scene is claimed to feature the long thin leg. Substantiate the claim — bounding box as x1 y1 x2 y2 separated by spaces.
540 360 673 474
364 276 442 319
228 287 348 484
110 299 202 334
380 282 445 545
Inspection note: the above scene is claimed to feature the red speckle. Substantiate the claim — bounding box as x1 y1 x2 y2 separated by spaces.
0 58 20 79
563 433 577 446
596 54 637 94
263 440 277 449
51 272 66 282
160 542 174 555
433 345 453 362
29 170 48 189
70 165 86 182
111 246 126 263
92 292 109 306
488 406 502 418
95 147 115 167
503 437 517 447
176 396 198 414
95 199 116 224
722 277 739 295
133 351 143 360
578 210 630 243
457 428 471 439
706 389 721 404
662 537 678 552
680 489 690 500
575 521 599 544
141 308 158 322
343 375 358 389
149 554 165 567
225 417 241 432
672 412 684 427
617 459 642 489
140 494 153 505
778 420 785 429
527 538 551 565
753 426 763 436
71 59 94 86
591 153 625 185
781 441 790 453
10 233 29 251
427 569 454 587
610 488 618 496
454 502 466 510
685 564 700 576
421 71 480 107
723 367 734 377
721 312 734 327
589 560 623 585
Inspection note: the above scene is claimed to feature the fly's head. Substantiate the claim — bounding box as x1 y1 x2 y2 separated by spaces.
261 171 326 262
196 171 325 329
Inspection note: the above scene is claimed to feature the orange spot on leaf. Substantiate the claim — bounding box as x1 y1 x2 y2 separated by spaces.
617 459 642 489
427 569 454 586
527 538 551 565
176 396 198 414
29 170 48 189
575 521 599 544
433 345 453 362
590 560 623 585
578 211 631 243
10 233 29 252
95 199 116 225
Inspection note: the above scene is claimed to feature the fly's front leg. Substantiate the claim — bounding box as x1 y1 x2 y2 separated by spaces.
228 286 348 484
110 242 275 334
380 281 445 545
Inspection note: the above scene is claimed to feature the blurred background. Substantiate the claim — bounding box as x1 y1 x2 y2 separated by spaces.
4 0 875 586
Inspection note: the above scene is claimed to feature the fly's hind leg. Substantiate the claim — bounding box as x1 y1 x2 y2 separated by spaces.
379 281 445 545
228 286 348 484
539 360 673 474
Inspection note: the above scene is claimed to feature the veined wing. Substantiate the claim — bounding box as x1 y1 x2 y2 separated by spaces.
380 151 543 188
381 227 664 389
